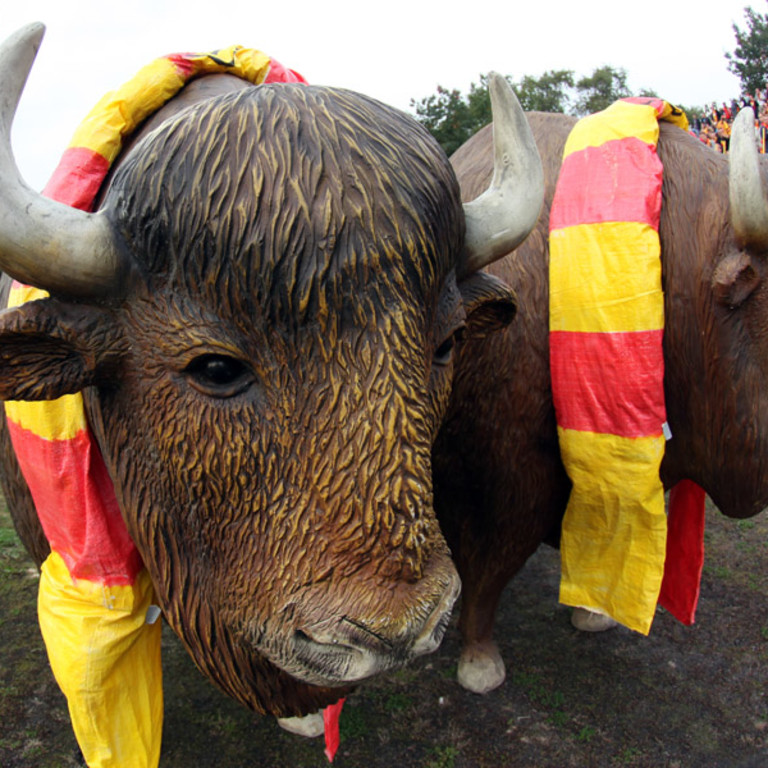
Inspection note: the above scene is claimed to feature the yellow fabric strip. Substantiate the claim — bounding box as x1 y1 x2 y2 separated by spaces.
558 428 667 634
5 394 87 441
653 100 690 131
38 551 163 768
69 46 272 162
206 45 273 85
70 58 185 162
8 282 46 305
563 100 661 154
549 222 664 333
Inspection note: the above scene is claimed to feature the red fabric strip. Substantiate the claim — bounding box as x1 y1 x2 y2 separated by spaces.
550 329 666 437
658 479 706 624
7 419 142 585
622 96 667 114
166 52 198 78
549 137 663 231
323 698 345 763
42 147 110 211
264 57 307 84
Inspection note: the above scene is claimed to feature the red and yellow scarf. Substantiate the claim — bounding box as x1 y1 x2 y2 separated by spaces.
549 97 705 634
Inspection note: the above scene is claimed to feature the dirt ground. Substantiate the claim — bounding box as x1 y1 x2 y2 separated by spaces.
1 497 767 768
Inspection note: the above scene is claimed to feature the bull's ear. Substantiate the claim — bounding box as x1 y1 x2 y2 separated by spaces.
0 298 125 401
712 251 761 308
458 271 517 337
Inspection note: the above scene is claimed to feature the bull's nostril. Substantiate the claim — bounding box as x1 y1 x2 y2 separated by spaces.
294 626 342 646
341 616 394 649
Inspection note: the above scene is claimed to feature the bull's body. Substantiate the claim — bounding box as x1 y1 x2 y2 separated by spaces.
436 110 768 691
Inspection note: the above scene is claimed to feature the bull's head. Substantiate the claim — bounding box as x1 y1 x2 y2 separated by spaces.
660 107 768 518
0 24 543 715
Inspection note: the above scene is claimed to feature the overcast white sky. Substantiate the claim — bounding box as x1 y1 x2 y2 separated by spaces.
2 0 760 189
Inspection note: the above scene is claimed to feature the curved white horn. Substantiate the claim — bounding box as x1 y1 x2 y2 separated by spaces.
729 106 768 249
459 73 544 277
0 23 126 297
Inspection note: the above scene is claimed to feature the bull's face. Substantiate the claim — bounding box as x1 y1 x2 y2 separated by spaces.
98 86 468 707
0 25 543 715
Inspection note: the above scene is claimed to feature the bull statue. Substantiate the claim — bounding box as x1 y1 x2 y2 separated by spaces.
434 103 768 693
0 22 544 763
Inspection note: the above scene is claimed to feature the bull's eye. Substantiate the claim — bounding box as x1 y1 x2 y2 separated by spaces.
184 354 254 397
433 327 465 367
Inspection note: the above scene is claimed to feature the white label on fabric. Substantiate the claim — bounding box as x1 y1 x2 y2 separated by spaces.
662 422 673 441
146 605 162 624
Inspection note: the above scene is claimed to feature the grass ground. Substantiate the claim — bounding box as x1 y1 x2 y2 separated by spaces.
1 498 767 767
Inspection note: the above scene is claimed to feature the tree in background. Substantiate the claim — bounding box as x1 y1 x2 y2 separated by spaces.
726 4 768 96
515 69 575 113
572 66 631 115
411 70 576 154
410 76 496 156
411 66 648 155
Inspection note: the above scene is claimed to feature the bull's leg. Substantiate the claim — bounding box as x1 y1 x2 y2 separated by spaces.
571 607 618 632
455 573 508 694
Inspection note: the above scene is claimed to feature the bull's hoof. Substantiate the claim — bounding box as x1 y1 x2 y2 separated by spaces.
457 643 506 694
276 712 324 738
571 607 618 632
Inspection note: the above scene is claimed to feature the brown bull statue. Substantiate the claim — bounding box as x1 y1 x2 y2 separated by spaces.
0 20 545 734
435 105 768 693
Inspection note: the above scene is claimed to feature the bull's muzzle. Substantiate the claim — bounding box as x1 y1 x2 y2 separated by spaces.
281 570 461 687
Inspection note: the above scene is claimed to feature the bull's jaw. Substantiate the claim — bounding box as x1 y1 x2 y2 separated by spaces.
253 568 461 688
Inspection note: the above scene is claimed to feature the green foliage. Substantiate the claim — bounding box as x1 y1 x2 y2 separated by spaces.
410 74 498 156
726 4 768 96
411 65 644 154
573 66 631 116
515 69 575 113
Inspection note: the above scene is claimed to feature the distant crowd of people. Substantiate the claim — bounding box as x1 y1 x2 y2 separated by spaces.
689 88 768 153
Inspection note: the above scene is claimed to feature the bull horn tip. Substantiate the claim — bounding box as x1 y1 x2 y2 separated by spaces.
10 21 45 49
729 106 768 248
460 71 543 276
0 20 124 297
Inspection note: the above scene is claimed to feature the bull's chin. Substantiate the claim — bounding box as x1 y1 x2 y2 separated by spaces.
261 574 461 688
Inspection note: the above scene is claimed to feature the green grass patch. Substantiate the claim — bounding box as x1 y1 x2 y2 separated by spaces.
339 703 369 742
384 692 413 712
423 745 459 768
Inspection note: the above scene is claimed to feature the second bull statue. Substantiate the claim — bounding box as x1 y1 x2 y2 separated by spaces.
438 104 768 693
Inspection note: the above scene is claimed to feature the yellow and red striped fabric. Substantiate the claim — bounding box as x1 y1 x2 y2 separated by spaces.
4 46 305 768
44 45 305 211
549 98 692 634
